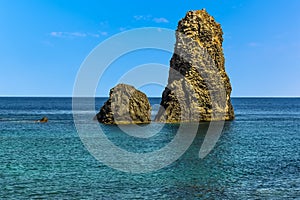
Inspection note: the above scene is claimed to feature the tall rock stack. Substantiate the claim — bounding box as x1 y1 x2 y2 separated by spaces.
155 9 234 122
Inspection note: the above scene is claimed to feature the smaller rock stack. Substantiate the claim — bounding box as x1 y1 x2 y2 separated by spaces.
95 84 151 124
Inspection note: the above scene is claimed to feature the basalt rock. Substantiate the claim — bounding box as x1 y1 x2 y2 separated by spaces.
95 84 151 124
155 9 234 122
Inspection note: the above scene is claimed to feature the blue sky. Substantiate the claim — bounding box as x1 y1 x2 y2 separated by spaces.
0 0 299 97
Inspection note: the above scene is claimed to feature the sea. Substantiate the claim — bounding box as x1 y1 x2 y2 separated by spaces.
0 97 299 199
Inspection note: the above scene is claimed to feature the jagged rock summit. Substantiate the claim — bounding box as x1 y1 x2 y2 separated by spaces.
95 84 151 124
155 9 234 122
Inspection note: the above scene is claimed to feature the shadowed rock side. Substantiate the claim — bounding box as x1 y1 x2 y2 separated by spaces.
95 84 151 124
155 9 234 122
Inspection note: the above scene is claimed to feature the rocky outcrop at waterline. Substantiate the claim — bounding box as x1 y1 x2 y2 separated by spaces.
35 117 48 123
155 9 234 122
95 84 151 124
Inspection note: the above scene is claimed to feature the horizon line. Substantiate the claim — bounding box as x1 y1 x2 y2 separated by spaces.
0 95 300 98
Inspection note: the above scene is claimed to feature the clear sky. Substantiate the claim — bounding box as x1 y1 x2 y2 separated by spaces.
0 0 299 97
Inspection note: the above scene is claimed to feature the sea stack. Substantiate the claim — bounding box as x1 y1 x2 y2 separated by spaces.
155 9 234 122
95 84 151 124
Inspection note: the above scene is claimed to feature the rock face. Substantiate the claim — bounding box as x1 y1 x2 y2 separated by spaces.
155 9 234 122
95 84 151 124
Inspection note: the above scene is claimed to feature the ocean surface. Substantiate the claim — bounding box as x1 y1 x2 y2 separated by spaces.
0 97 299 199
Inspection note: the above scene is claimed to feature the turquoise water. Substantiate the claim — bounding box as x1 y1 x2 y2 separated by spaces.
0 97 299 199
